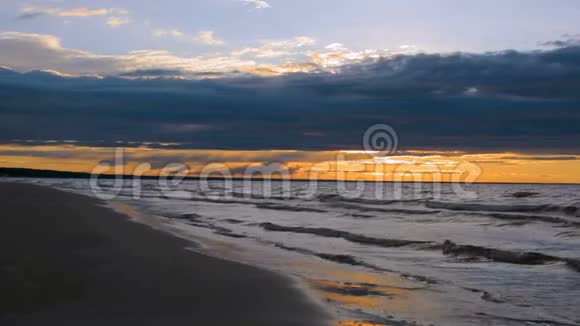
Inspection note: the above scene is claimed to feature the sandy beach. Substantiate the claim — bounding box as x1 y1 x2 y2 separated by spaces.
0 182 330 325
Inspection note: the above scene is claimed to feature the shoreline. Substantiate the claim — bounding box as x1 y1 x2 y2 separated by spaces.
3 168 580 185
0 182 332 325
106 200 334 319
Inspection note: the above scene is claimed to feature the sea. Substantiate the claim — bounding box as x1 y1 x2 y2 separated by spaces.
10 177 580 326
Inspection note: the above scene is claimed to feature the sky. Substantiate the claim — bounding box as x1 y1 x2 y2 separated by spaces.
1 0 580 183
2 0 580 55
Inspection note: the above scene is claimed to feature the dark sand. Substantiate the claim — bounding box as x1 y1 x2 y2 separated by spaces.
0 182 330 325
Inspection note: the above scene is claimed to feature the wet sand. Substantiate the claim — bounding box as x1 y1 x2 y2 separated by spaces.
0 182 330 325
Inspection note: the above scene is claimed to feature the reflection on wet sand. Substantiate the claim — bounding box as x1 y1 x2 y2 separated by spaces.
293 260 436 325
336 320 390 326
313 279 408 304
110 202 437 325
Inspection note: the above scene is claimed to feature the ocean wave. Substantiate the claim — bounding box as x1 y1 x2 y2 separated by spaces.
474 212 580 226
332 202 440 215
173 214 247 238
188 196 255 205
260 223 580 272
260 222 429 248
316 194 426 205
271 243 439 284
436 240 580 272
272 242 364 266
426 201 579 216
463 287 506 304
230 192 304 201
507 191 540 198
166 195 329 213
254 203 328 213
342 213 376 219
555 231 580 239
475 312 580 326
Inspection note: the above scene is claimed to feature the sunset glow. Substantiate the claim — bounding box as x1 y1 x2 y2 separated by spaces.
1 144 578 184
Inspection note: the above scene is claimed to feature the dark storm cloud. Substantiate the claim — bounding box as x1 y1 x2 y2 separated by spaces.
540 34 580 48
501 156 579 161
1 43 580 152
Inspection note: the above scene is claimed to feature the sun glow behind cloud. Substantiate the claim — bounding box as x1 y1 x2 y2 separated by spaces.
0 31 415 77
106 16 130 28
17 5 131 29
153 29 225 46
19 5 110 18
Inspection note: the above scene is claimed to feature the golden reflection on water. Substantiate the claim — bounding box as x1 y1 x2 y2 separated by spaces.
109 202 143 220
289 260 436 324
309 278 411 312
336 321 390 326
324 290 383 308
311 279 411 308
